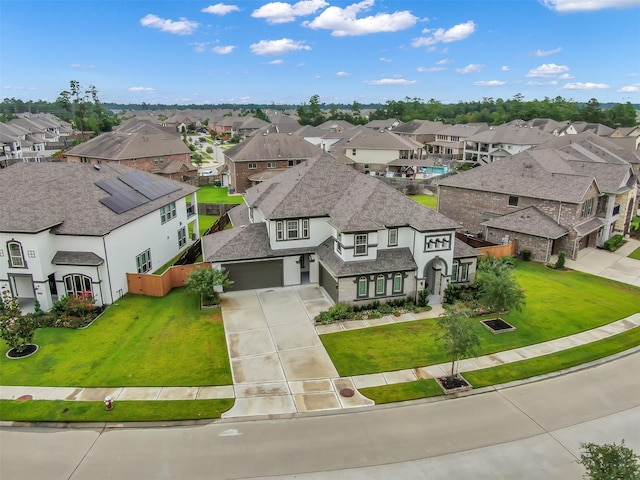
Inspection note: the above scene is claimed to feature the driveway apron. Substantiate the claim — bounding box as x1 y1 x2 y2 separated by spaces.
220 285 373 418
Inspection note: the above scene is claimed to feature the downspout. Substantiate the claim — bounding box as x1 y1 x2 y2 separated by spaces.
102 235 115 304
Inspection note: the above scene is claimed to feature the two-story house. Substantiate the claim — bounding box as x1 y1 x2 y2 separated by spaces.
427 123 489 160
203 154 480 304
0 162 199 311
438 139 638 262
342 130 425 175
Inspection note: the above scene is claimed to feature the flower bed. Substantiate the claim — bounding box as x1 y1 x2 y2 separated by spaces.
314 297 429 325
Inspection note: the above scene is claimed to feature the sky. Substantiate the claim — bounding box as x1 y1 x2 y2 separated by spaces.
1 0 640 106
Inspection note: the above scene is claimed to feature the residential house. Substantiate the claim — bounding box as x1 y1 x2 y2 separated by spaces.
560 121 615 137
0 162 199 311
438 140 638 262
223 132 324 193
392 119 444 145
342 129 425 175
364 118 402 131
203 153 479 304
65 120 196 181
427 123 489 161
462 121 555 164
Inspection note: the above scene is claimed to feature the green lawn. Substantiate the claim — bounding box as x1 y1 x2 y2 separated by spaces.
321 261 640 377
629 247 640 260
0 288 232 387
408 194 438 210
197 186 244 204
199 214 220 236
0 399 234 423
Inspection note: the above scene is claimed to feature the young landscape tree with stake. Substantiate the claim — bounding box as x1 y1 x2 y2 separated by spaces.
478 267 526 319
434 309 480 381
186 267 233 307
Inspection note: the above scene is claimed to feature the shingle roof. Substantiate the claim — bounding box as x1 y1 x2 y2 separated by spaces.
316 238 417 277
52 251 105 266
65 122 189 160
342 130 423 150
453 238 483 258
482 206 569 239
0 162 198 235
393 119 444 135
439 149 597 204
224 133 324 162
244 153 458 232
465 124 555 145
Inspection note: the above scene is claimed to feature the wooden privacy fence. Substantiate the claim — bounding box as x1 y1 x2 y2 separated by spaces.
476 240 517 258
126 262 211 297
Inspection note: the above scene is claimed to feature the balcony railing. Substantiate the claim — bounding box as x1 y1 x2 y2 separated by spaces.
186 204 196 217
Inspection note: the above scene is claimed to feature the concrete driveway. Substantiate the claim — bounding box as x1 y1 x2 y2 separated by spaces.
564 238 640 287
220 284 373 417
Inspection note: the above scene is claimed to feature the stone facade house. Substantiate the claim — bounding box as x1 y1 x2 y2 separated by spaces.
203 154 479 304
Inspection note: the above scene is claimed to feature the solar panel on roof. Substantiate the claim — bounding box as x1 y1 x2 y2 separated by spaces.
119 172 179 201
96 178 149 214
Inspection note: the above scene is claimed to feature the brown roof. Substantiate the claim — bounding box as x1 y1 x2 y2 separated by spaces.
482 206 569 239
224 133 323 162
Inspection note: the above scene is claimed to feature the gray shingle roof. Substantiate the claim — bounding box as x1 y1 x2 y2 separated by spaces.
316 238 417 277
0 162 198 235
574 217 604 236
453 238 483 258
52 251 105 266
244 153 458 232
482 206 569 239
465 124 555 145
224 133 324 162
342 130 423 150
439 149 597 204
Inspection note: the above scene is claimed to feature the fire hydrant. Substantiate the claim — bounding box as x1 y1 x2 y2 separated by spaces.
104 396 113 411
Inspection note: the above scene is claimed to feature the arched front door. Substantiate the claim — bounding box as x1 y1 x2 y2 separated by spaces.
424 257 448 296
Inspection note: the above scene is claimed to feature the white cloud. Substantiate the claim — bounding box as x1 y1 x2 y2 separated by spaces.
336 71 350 76
436 59 452 65
532 47 562 57
140 14 199 35
364 78 417 85
563 82 610 90
618 84 640 92
417 66 445 72
526 80 559 86
212 45 235 54
250 38 311 55
456 64 483 74
541 0 640 12
412 20 476 47
558 73 574 79
70 63 95 69
501 65 510 71
305 0 417 36
2 85 37 91
129 87 156 93
269 59 285 65
192 42 209 53
253 0 328 24
380 57 392 63
526 63 570 78
202 3 240 15
474 80 507 86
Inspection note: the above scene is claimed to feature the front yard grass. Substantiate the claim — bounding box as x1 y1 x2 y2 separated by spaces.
629 247 640 260
197 186 244 204
321 261 640 377
0 288 232 387
0 399 234 423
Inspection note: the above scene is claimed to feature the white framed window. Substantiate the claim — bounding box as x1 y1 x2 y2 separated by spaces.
154 156 164 164
178 226 187 248
275 218 309 241
451 261 458 282
336 232 342 253
7 241 26 268
160 202 176 224
63 274 93 296
267 162 276 169
354 234 368 256
581 198 594 218
276 221 284 240
136 249 152 273
393 273 403 294
424 234 451 252
302 219 309 239
388 228 398 247
352 149 356 156
460 263 469 282
287 220 299 239
375 274 386 296
357 276 368 298
248 162 257 169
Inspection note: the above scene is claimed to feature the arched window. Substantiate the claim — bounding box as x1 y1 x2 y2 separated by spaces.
7 241 26 268
63 274 93 296
375 274 386 296
357 276 368 298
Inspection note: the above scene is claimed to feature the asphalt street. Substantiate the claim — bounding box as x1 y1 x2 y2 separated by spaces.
2 351 639 480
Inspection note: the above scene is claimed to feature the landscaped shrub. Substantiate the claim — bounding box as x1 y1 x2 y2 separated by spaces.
521 250 532 261
314 303 354 324
604 234 624 251
443 284 456 305
417 289 430 307
555 252 566 269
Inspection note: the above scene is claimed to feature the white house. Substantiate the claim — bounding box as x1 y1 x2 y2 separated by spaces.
202 154 480 304
0 162 199 310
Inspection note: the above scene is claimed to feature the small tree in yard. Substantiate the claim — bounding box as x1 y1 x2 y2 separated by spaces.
433 309 480 379
478 269 525 318
579 440 640 480
186 267 233 306
0 292 36 354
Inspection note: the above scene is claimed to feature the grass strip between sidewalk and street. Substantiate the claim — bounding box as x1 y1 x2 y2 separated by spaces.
359 327 639 404
0 399 234 423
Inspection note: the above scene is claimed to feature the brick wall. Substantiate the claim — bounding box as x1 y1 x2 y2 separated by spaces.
66 153 191 173
231 159 293 193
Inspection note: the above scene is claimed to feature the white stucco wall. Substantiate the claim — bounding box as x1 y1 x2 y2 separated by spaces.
268 217 332 250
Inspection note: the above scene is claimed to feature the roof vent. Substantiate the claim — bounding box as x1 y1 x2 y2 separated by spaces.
93 164 101 171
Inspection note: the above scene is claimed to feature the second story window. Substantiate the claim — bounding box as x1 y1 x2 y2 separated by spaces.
7 241 26 268
275 219 310 241
160 202 176 224
508 196 519 207
354 234 368 256
248 162 257 169
388 228 398 247
267 162 276 168
581 198 594 218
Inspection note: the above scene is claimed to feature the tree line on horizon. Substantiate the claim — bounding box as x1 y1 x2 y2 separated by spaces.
2 90 638 130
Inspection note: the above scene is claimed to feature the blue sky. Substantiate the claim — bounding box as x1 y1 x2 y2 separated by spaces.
2 0 640 106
